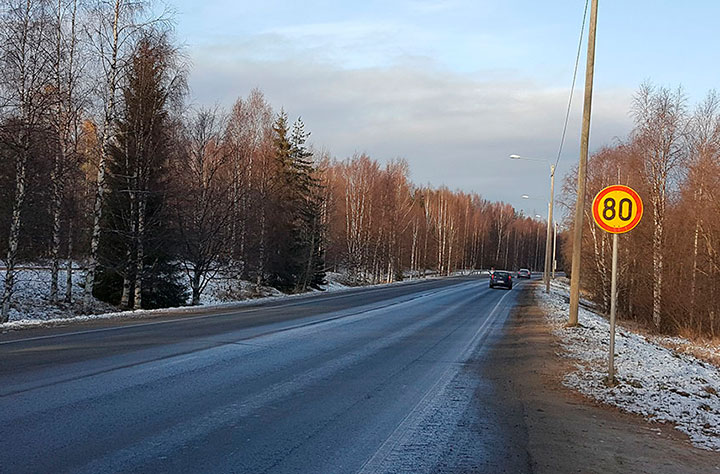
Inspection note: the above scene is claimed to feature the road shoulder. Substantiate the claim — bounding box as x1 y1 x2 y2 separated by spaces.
497 283 720 474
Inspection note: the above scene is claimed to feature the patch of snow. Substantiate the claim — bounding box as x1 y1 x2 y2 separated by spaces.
321 272 352 292
537 281 720 451
0 267 114 323
652 335 720 367
1 265 460 331
197 275 284 305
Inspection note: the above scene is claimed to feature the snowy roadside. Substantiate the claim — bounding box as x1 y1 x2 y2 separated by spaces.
537 280 720 452
0 268 475 331
0 269 343 330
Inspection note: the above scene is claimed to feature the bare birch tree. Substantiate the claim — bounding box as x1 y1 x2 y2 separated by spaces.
83 0 168 308
632 83 688 330
0 0 54 322
173 107 231 305
48 0 84 303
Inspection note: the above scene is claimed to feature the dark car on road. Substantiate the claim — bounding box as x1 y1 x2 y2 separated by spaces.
517 268 531 279
489 271 512 289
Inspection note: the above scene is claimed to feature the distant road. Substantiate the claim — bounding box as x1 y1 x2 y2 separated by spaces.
0 275 533 473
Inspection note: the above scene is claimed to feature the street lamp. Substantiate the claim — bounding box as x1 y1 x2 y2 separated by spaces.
533 213 543 273
523 196 550 279
511 154 555 293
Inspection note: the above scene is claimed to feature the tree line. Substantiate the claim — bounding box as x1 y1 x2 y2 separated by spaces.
563 82 720 338
0 0 547 322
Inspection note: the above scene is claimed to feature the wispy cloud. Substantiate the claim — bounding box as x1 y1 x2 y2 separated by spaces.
261 20 436 69
187 35 633 209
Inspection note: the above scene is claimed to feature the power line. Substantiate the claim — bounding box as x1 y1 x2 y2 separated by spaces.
554 0 590 170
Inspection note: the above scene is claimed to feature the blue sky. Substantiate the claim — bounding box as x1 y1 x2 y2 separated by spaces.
169 0 720 216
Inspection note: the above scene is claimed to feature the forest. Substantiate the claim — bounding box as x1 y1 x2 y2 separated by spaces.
563 83 720 338
0 0 547 322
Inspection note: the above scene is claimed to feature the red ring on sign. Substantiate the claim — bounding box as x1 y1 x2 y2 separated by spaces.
592 185 643 234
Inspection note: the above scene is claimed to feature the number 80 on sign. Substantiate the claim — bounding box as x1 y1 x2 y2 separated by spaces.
592 185 643 234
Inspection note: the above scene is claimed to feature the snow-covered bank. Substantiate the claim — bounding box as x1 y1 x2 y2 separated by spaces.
0 267 469 331
0 268 354 329
0 267 115 324
537 281 720 451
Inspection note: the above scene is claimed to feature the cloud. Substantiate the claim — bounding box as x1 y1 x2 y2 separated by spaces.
186 36 633 212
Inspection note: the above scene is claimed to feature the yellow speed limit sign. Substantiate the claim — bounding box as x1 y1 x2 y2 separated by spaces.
592 185 643 234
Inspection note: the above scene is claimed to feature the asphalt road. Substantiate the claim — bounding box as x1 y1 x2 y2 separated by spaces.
0 275 533 473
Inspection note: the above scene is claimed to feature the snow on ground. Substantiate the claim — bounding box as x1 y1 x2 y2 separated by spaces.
0 267 115 323
198 274 285 306
652 335 720 368
0 265 485 331
1 265 421 330
537 280 720 451
0 266 350 328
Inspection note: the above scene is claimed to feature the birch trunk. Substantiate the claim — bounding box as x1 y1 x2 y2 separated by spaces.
85 0 121 308
652 194 664 329
49 176 63 303
1 145 29 322
1 0 41 321
133 196 146 310
256 204 266 290
691 215 700 311
691 186 702 311
50 0 79 303
120 184 137 308
50 0 64 303
410 219 418 279
65 219 73 304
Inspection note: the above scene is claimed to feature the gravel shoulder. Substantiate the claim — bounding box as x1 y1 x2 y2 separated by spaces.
497 283 720 474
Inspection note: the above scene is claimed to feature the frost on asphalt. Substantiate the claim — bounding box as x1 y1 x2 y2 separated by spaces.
538 282 720 451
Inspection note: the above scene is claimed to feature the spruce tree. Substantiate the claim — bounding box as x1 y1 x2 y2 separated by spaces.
95 35 187 308
289 118 326 291
266 113 326 292
265 110 298 290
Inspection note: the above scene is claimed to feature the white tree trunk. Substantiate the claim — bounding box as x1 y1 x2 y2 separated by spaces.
1 147 28 322
85 0 121 309
133 197 146 310
652 195 664 329
65 219 74 304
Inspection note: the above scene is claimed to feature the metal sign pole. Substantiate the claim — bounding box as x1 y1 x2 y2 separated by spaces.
552 222 557 279
608 232 619 386
592 185 642 386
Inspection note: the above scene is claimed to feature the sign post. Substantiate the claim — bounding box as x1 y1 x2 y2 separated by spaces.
591 185 643 385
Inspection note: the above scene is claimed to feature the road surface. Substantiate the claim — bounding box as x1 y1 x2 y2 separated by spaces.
0 275 532 473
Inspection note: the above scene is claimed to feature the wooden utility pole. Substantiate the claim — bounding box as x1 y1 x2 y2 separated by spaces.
544 165 555 293
568 0 599 326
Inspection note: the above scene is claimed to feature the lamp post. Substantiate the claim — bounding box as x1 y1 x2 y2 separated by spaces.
512 155 555 293
525 202 545 272
533 214 542 272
